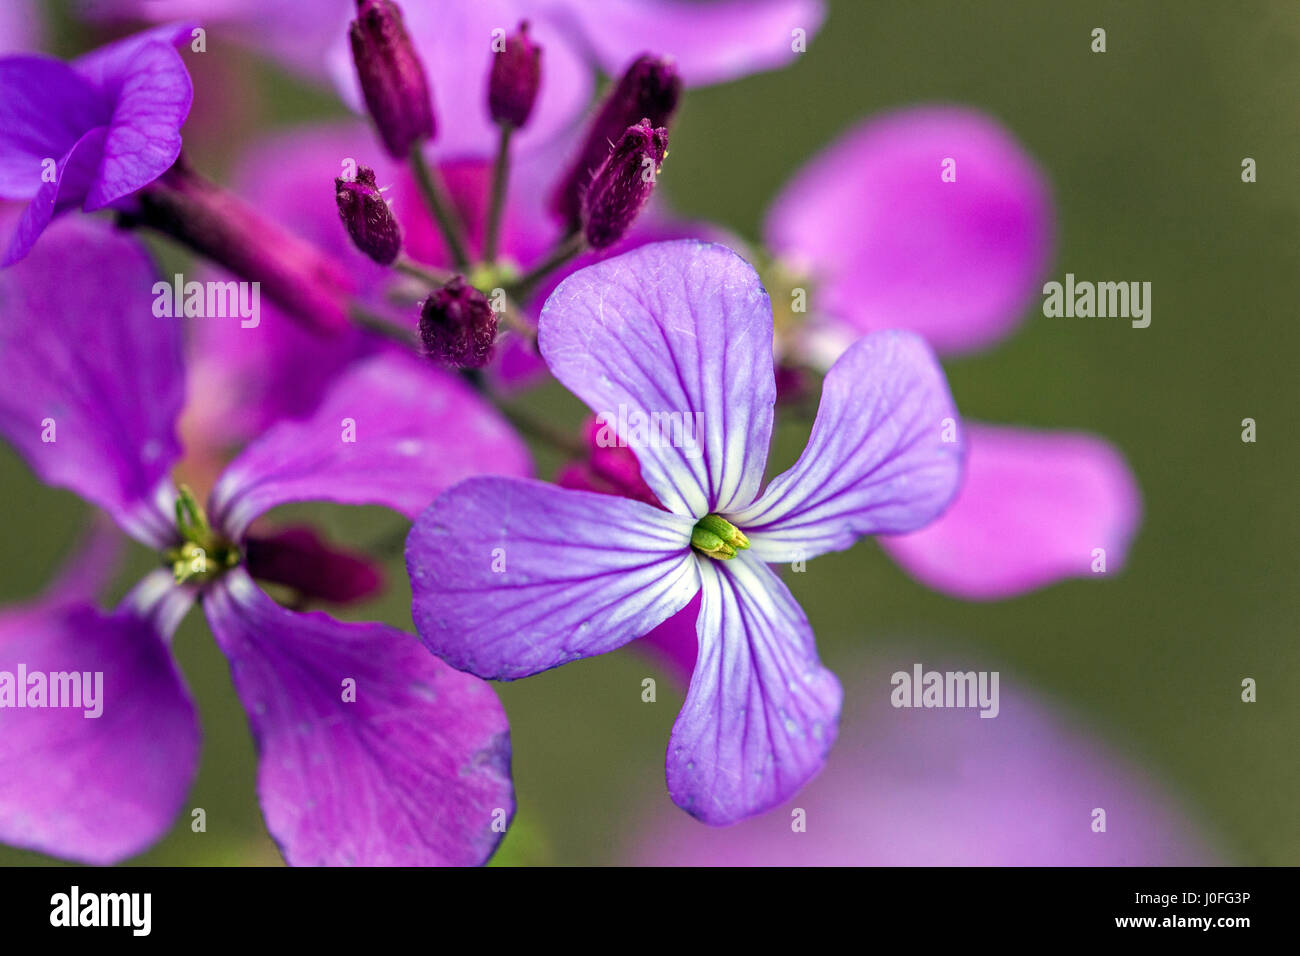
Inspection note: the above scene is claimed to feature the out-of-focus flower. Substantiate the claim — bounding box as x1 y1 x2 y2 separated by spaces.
0 0 42 54
632 648 1222 865
407 241 964 824
0 23 193 264
764 106 1142 599
0 215 530 865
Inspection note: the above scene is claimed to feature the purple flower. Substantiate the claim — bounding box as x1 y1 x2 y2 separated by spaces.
406 240 964 824
0 215 531 865
0 23 194 265
631 647 1223 865
764 106 1143 599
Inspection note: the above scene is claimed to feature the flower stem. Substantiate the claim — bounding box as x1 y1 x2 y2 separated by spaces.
347 302 417 349
393 257 453 288
483 123 513 264
408 143 472 271
505 232 586 302
458 369 584 457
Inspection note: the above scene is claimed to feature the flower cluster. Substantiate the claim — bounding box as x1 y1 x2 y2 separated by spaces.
0 0 1143 866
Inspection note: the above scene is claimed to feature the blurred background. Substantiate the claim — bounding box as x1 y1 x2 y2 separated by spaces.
1 0 1296 865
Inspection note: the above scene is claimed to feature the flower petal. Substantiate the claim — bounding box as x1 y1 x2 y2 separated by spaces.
204 569 514 866
208 350 531 539
766 107 1053 356
0 214 183 546
733 330 963 562
81 39 193 210
559 0 826 86
0 597 199 864
666 552 840 825
0 55 106 199
539 239 776 517
880 423 1141 600
2 125 107 266
408 476 700 680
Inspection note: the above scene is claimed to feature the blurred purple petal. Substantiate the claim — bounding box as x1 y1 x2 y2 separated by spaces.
204 569 513 866
881 423 1141 600
0 0 42 54
209 350 530 538
0 215 183 546
666 554 841 825
0 57 104 199
408 476 700 680
766 107 1052 356
733 330 963 561
184 123 389 452
0 599 199 865
638 648 1219 864
558 0 825 86
539 240 776 517
2 126 106 265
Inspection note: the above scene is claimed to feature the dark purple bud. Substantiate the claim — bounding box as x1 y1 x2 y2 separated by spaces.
582 120 668 249
418 275 497 368
349 0 435 158
488 20 542 128
549 53 681 228
335 165 402 264
245 526 383 605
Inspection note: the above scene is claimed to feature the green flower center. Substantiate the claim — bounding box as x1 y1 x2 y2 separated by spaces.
163 485 240 584
691 514 749 561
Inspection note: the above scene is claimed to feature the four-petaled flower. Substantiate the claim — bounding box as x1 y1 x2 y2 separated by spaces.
0 216 529 865
407 240 964 824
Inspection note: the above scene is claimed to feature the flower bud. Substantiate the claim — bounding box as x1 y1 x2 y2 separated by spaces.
335 165 402 264
488 20 542 128
349 0 435 158
418 276 497 368
581 120 668 249
549 54 680 228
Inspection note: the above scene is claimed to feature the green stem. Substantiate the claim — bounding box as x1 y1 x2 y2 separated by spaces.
505 232 586 302
393 257 454 288
409 143 472 271
348 302 417 349
484 124 513 264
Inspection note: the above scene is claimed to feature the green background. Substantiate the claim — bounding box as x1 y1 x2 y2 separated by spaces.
2 0 1296 865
